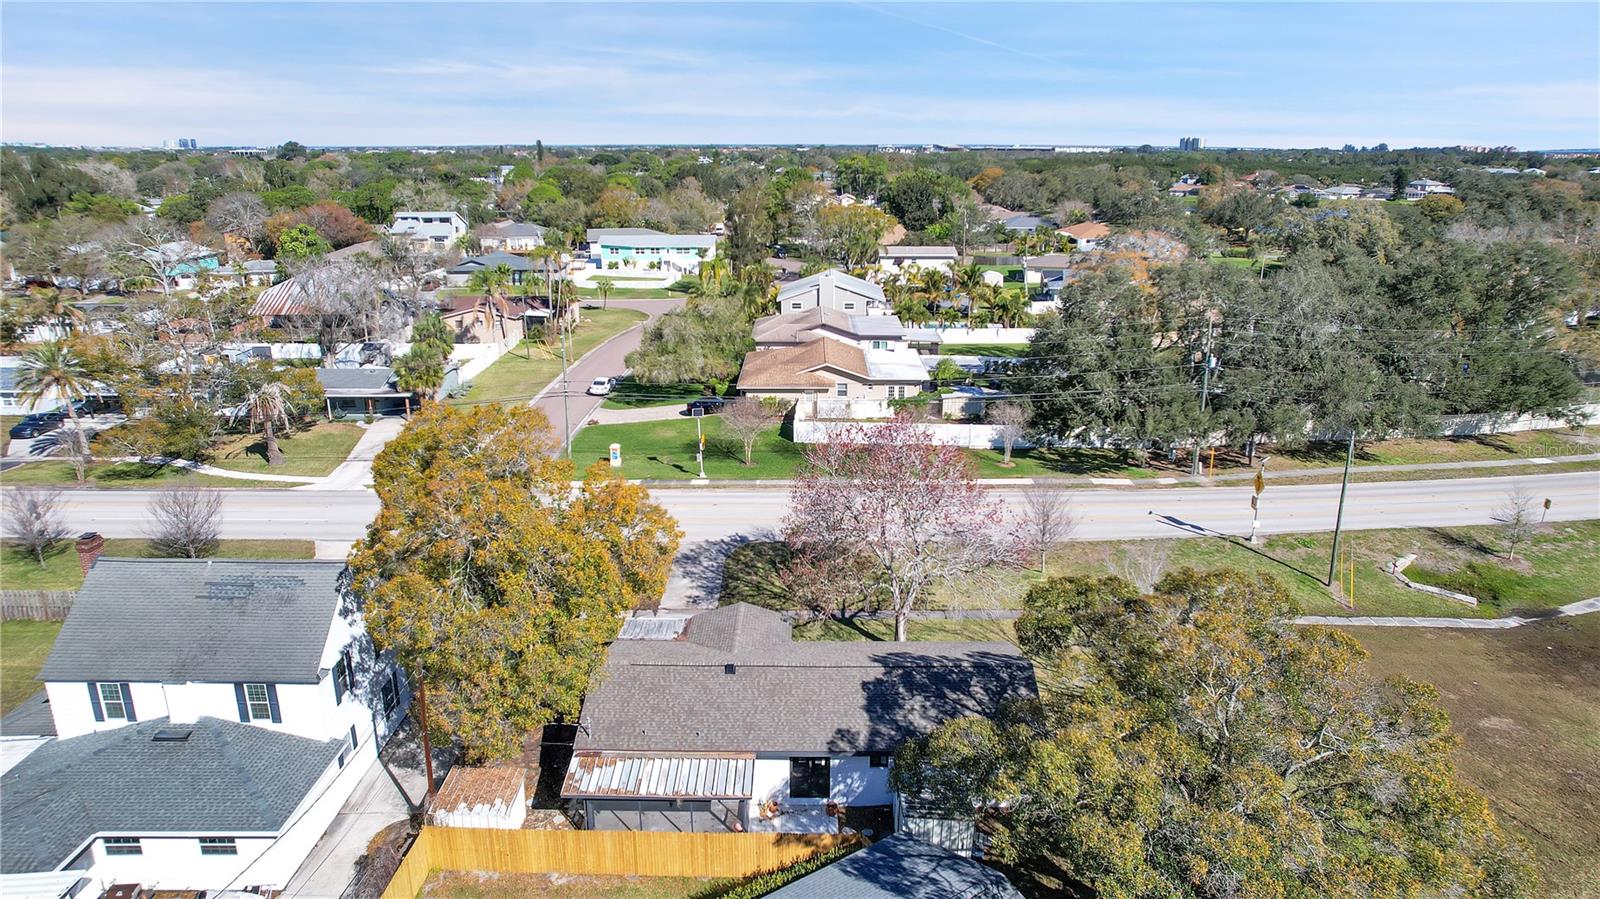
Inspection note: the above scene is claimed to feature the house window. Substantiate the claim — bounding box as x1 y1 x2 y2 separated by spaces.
381 671 399 715
239 683 272 721
843 302 857 311
199 837 238 856
790 302 803 311
835 382 848 397
99 683 129 720
869 753 891 768
333 655 350 704
103 837 142 856
790 757 830 799
871 340 887 350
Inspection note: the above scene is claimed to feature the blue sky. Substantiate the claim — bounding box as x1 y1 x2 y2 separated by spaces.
2 2 1596 149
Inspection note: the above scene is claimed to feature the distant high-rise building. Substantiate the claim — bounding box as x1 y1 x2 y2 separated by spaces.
1178 136 1205 151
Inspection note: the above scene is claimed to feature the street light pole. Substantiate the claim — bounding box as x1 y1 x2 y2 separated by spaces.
1326 430 1356 587
1191 334 1217 477
695 409 706 479
559 314 572 459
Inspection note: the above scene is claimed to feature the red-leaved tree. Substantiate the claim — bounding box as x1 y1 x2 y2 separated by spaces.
784 414 1021 641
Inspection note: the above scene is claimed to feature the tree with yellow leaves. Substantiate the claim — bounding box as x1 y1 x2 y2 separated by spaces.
894 568 1533 898
349 403 681 761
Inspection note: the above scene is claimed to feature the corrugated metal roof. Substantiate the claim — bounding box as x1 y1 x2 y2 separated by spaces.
617 617 688 640
562 751 754 800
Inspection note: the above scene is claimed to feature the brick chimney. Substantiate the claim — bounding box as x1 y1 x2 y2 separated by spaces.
75 532 105 575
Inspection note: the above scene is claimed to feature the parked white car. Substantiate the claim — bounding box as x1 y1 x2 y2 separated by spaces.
587 377 617 396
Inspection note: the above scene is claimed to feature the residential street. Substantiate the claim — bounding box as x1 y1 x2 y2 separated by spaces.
12 470 1596 543
532 297 682 446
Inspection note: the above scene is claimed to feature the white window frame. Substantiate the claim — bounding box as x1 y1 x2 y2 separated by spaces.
834 382 848 397
99 683 128 720
199 837 238 856
103 837 142 856
243 683 272 721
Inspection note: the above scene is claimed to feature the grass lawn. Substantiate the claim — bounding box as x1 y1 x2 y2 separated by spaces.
1354 616 1600 898
969 445 1163 479
576 287 686 299
421 871 732 899
571 418 803 480
1269 430 1597 468
2 415 22 455
1 620 62 714
2 539 316 591
1 460 298 489
793 617 1017 643
600 377 710 410
721 520 1599 621
208 421 364 478
977 264 1024 283
453 308 648 406
937 343 1030 357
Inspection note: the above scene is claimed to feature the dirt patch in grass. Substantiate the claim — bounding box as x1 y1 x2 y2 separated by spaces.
1353 616 1600 898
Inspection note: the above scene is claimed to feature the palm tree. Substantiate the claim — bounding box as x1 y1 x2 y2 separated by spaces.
467 263 514 342
593 275 615 310
15 341 96 482
394 347 446 402
26 289 86 338
698 257 731 293
989 286 1029 327
914 268 950 321
237 381 296 467
951 263 985 325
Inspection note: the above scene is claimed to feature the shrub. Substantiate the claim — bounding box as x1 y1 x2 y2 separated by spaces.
693 842 863 899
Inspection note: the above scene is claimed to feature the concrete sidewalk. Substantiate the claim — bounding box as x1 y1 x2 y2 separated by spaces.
585 403 694 425
305 418 405 491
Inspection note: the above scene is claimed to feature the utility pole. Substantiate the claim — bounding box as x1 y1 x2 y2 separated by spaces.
1326 430 1356 587
1191 329 1217 477
694 408 706 479
415 669 437 807
559 319 572 459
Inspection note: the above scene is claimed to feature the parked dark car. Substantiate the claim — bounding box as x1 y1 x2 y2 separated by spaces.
684 397 728 416
8 412 65 439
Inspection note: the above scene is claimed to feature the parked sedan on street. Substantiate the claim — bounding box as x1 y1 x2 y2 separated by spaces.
587 377 617 396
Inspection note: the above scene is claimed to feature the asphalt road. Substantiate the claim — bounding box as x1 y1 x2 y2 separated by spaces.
533 297 682 446
8 470 1595 543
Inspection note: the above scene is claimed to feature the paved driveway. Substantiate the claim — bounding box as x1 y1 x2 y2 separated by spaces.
533 298 682 449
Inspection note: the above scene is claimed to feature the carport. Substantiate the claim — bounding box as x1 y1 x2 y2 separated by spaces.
564 751 752 832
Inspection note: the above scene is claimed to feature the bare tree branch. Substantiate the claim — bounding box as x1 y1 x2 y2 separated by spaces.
722 397 786 467
1109 541 1173 593
1019 485 1076 574
145 480 223 558
5 488 70 565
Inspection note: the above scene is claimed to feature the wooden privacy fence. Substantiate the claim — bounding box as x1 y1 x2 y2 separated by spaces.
383 826 856 898
0 590 75 620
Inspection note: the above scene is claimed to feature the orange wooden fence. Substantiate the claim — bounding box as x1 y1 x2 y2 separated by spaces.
383 826 855 897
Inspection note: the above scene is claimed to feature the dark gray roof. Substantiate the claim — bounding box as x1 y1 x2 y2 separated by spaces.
447 251 538 274
316 366 398 395
483 222 548 239
766 835 1022 899
575 604 1035 755
1 717 340 873
0 690 56 737
38 559 345 685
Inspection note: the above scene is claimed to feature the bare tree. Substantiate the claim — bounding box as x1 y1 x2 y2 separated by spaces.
107 217 185 296
1109 541 1172 593
723 398 785 466
205 192 269 254
5 488 69 566
1496 490 1537 561
146 480 223 558
284 261 396 364
377 235 440 317
987 401 1030 466
1019 485 1076 574
785 414 1022 641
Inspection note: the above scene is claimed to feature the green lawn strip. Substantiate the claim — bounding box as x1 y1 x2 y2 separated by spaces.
1262 458 1600 488
936 343 1030 358
601 377 710 410
207 421 364 478
969 445 1162 479
1354 616 1600 898
1 620 61 714
572 418 803 480
576 287 686 299
452 308 648 406
2 415 23 455
2 539 316 591
0 461 298 489
723 520 1599 621
792 617 1017 643
1267 430 1597 469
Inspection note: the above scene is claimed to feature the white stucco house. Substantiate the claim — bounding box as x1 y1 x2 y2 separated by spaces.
2 557 410 893
877 245 958 276
389 211 469 247
562 604 1035 834
585 228 717 274
476 221 549 254
1404 179 1455 199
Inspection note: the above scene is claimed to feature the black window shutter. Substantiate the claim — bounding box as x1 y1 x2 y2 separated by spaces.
87 682 104 722
344 647 357 691
233 683 250 722
119 683 136 722
265 684 282 723
333 660 346 705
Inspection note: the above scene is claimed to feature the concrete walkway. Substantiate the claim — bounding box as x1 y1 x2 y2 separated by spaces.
1295 596 1600 629
303 418 405 491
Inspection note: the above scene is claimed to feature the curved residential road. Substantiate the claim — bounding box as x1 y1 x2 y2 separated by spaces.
533 297 682 447
7 470 1595 543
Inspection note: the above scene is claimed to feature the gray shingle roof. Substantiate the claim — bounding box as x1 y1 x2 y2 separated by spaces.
575 604 1036 755
316 366 398 394
775 270 886 307
38 559 346 685
765 834 1023 899
1 717 340 873
483 222 548 239
447 252 538 274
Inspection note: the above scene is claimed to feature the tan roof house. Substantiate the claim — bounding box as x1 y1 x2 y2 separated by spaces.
751 307 907 351
737 340 924 402
1056 221 1110 250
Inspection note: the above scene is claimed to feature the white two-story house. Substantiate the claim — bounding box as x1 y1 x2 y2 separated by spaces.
389 210 469 248
562 604 1035 834
1 557 409 893
774 269 887 316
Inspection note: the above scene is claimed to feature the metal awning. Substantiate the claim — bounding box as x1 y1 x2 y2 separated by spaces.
562 751 754 800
